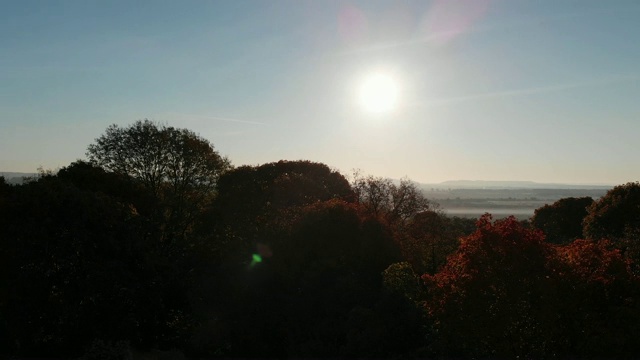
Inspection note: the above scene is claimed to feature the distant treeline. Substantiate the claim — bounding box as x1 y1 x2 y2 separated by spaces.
1 120 638 359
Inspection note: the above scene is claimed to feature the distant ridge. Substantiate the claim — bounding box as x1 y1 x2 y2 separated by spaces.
0 172 38 185
428 180 613 190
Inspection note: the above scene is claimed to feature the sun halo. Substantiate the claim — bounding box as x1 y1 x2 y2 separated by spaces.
358 72 400 114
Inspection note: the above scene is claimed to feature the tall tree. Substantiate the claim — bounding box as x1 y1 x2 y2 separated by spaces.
87 120 232 243
87 120 230 195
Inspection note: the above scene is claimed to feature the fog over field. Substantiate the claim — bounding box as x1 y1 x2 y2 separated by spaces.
418 182 610 219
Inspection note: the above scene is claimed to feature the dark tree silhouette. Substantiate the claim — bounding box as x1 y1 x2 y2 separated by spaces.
87 120 232 245
351 173 434 224
211 160 354 261
6 118 640 360
1 175 146 357
583 182 640 240
532 196 593 244
87 120 231 196
401 210 462 274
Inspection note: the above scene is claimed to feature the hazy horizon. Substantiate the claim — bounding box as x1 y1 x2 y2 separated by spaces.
0 170 616 188
2 1 639 184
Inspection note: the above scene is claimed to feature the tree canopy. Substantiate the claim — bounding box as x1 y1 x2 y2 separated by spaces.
3 120 640 359
532 196 593 244
583 182 640 240
87 119 231 196
87 120 232 245
351 173 434 224
423 214 640 358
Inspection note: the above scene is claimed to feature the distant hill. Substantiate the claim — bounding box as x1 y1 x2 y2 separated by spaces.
0 172 38 185
425 180 612 190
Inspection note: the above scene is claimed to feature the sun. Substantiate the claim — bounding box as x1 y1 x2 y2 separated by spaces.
358 72 399 114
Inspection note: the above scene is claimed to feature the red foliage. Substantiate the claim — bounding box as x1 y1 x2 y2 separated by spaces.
555 239 632 285
549 239 640 356
422 214 640 357
422 214 552 356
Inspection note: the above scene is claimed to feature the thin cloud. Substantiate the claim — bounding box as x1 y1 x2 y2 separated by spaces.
414 74 640 107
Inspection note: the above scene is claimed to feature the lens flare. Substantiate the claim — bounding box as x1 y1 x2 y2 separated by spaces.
250 253 263 267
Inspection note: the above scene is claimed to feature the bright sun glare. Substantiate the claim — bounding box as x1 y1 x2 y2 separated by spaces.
358 72 399 114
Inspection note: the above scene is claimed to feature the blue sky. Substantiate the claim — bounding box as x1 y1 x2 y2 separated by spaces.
1 0 639 184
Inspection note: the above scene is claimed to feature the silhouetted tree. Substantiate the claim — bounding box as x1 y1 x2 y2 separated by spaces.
401 210 461 274
583 182 640 241
1 175 147 357
211 199 402 357
211 160 354 262
87 120 232 245
351 173 434 224
57 160 158 219
272 199 401 357
532 196 594 244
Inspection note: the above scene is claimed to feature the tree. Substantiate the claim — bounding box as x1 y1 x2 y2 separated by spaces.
401 210 461 274
532 197 593 244
551 239 640 357
423 215 555 357
87 120 232 244
87 120 231 195
268 199 400 357
1 175 147 357
57 160 156 215
351 173 434 224
422 214 640 358
211 160 355 261
583 182 640 241
582 182 640 272
212 199 402 357
382 262 423 302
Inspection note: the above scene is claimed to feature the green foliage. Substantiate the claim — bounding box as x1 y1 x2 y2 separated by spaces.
382 262 423 301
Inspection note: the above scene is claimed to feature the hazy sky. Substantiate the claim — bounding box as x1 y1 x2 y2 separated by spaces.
1 0 639 184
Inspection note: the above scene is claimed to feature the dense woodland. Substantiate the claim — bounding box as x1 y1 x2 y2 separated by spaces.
1 120 639 359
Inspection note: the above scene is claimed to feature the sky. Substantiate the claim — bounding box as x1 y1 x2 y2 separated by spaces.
1 0 639 185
